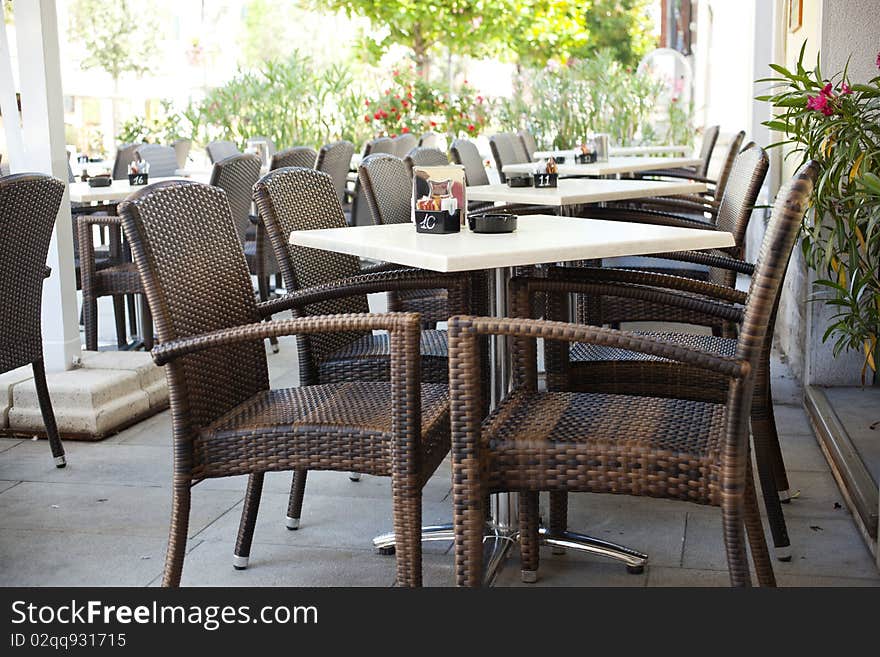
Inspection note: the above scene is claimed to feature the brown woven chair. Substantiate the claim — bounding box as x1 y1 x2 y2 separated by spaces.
450 138 489 186
449 161 819 586
358 153 449 328
391 133 418 158
517 130 538 161
403 146 449 176
418 131 443 149
206 140 241 164
489 133 530 183
349 138 394 227
112 143 142 180
0 173 66 467
134 144 178 178
119 178 466 586
254 166 466 531
315 140 355 207
270 147 317 170
172 139 191 169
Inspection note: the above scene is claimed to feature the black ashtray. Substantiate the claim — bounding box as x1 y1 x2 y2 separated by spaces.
468 212 517 233
507 175 532 187
88 175 112 187
415 209 460 234
555 156 566 164
576 152 597 164
533 172 558 188
128 173 149 186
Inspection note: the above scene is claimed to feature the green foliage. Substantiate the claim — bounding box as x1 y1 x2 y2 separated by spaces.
757 43 880 379
183 53 370 150
362 66 491 138
116 100 184 144
497 51 665 149
68 0 158 83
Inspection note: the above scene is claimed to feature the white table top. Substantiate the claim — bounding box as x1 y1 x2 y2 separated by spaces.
289 215 734 273
466 178 706 206
533 145 690 159
502 156 703 178
68 175 208 203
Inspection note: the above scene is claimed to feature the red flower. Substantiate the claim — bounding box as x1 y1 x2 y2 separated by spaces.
390 133 397 138
841 82 853 95
392 69 399 77
364 114 371 123
401 126 409 133
876 51 880 68
429 121 437 127
407 92 413 99
374 111 381 120
821 82 834 97
365 99 370 106
401 100 409 108
467 124 475 132
806 93 834 116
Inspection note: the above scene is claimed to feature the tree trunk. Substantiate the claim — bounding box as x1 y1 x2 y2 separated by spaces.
413 25 430 80
111 76 120 148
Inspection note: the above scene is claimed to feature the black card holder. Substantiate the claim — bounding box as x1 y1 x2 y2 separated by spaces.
415 209 461 234
533 173 558 188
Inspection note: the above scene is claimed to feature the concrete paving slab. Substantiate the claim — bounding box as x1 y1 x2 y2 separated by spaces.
0 529 169 587
780 469 851 519
0 480 20 494
0 481 242 540
493 546 648 587
0 438 22 454
779 430 832 473
682 510 880 580
773 403 814 436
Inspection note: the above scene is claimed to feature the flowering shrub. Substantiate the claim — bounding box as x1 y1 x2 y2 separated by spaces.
363 67 491 139
758 46 880 379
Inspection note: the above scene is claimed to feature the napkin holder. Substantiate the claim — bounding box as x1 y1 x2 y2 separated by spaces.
415 209 461 234
88 175 112 188
507 175 531 188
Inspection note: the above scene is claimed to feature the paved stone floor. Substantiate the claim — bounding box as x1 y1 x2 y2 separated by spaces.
1 294 878 587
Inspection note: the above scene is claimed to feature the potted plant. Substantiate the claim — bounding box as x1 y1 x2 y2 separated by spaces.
758 45 880 383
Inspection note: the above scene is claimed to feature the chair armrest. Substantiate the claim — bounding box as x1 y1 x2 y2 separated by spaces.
580 205 715 230
546 266 747 305
152 312 421 366
359 260 414 275
255 269 468 318
448 314 750 379
621 196 718 216
635 171 714 184
650 251 754 275
77 213 121 227
249 213 261 225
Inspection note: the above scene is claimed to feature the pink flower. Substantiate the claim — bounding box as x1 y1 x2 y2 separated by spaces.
821 82 834 97
806 93 834 116
841 82 853 95
401 126 409 133
876 51 880 68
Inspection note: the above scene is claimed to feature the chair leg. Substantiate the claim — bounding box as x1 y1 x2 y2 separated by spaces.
83 296 99 351
752 412 791 561
286 469 307 530
455 486 485 587
233 473 264 570
257 275 279 354
140 295 154 351
112 295 127 348
391 487 422 587
721 493 752 587
161 481 191 587
126 294 137 335
519 492 540 583
31 358 65 468
762 384 791 495
744 464 776 587
549 491 568 555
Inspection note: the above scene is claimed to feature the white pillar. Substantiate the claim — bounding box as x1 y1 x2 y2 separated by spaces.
10 0 82 371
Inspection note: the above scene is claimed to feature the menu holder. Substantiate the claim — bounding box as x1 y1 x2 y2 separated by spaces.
128 173 149 186
415 209 461 234
507 175 531 188
576 152 597 164
412 164 467 234
533 172 558 188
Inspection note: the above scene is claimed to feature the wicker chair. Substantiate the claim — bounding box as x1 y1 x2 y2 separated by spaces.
0 173 67 467
134 144 178 177
206 140 241 164
358 153 449 328
489 133 530 183
449 160 819 586
418 131 444 149
270 147 317 170
315 140 355 206
517 130 538 161
349 138 394 227
403 147 449 176
118 179 465 587
172 139 191 169
254 166 468 531
391 133 418 158
450 138 489 186
111 143 142 180
641 124 720 180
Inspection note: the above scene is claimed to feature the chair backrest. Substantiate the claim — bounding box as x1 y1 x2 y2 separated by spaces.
206 140 241 164
112 143 141 180
253 167 370 378
248 136 276 158
135 144 178 178
118 181 268 431
363 137 394 157
518 130 538 161
696 124 720 177
208 153 262 246
418 131 444 149
450 138 489 186
0 173 65 373
270 146 317 170
315 140 355 205
711 130 745 202
358 153 411 226
172 139 191 169
735 161 818 372
489 133 529 183
403 147 448 177
391 133 418 158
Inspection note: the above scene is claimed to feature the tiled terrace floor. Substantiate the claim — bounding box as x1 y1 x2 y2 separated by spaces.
1 295 878 587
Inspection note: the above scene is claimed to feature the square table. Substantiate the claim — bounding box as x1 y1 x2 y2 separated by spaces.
290 214 735 583
68 176 197 204
534 145 691 159
501 155 703 178
467 177 707 208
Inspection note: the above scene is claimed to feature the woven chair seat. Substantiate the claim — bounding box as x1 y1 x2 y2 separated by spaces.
566 331 736 404
482 389 725 505
197 382 450 479
92 262 143 295
319 329 449 383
